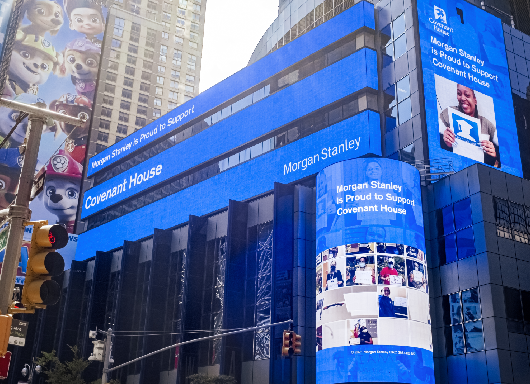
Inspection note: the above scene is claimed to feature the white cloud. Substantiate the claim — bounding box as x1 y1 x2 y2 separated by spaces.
199 0 278 93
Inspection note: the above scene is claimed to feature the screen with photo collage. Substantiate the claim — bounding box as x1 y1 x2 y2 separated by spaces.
316 158 434 384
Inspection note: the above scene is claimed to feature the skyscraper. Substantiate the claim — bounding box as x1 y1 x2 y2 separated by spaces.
87 0 206 157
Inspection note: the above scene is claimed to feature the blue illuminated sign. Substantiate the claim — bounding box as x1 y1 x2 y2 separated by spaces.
76 111 381 260
417 0 522 176
81 49 377 218
315 158 433 384
86 1 375 176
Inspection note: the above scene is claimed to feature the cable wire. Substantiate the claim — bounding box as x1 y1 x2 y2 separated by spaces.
0 112 28 149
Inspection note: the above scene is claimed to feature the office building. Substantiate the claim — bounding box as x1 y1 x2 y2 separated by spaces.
7 0 530 383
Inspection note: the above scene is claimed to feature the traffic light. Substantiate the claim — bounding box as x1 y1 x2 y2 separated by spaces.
22 221 67 309
281 330 302 357
0 314 12 357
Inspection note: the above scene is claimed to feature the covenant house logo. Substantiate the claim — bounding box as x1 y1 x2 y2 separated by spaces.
84 165 163 210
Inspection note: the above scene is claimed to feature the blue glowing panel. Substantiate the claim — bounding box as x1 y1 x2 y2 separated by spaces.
315 158 433 384
86 1 375 176
81 49 377 218
417 0 522 176
76 111 381 260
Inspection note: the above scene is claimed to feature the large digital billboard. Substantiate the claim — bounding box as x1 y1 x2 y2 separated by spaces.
418 0 522 176
0 0 108 279
315 158 433 384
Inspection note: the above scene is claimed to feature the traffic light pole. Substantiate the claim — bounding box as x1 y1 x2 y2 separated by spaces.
101 328 112 384
0 98 85 315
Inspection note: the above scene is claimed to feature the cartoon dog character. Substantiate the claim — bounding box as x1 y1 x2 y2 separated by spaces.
48 93 92 163
0 149 23 210
0 94 45 145
20 0 64 37
42 150 83 233
7 31 61 95
64 0 105 46
59 38 100 99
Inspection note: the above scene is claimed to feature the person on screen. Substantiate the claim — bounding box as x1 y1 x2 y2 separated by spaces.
439 84 500 167
345 267 355 286
379 287 395 317
358 326 373 345
408 261 426 290
352 257 375 285
380 258 398 285
325 260 344 290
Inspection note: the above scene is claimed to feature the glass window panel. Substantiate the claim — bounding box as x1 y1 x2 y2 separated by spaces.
442 206 454 235
449 292 462 325
392 13 406 39
386 116 396 133
394 34 407 59
381 23 392 42
397 97 412 124
462 288 480 322
451 324 465 355
444 233 457 264
456 227 475 260
522 290 530 322
454 198 473 231
396 75 410 102
505 287 523 321
464 320 484 352
385 43 394 58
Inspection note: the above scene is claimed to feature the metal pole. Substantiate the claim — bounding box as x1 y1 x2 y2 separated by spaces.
0 110 46 314
101 328 113 384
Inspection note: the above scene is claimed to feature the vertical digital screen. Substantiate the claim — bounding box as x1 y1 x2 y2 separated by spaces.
316 158 434 384
417 0 522 176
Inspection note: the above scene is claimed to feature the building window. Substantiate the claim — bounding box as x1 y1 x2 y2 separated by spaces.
141 72 151 81
112 39 121 48
163 11 171 20
192 4 200 11
185 74 194 83
110 50 120 60
138 93 149 104
131 22 141 34
162 21 171 28
168 102 177 109
147 1 157 10
153 108 161 117
96 144 107 153
174 36 183 44
97 132 109 142
147 10 157 20
170 80 178 88
101 107 112 117
162 31 169 39
103 96 114 106
115 135 124 142
123 77 134 87
144 50 154 60
176 26 185 35
122 89 132 99
135 116 147 126
119 112 129 122
382 13 407 61
106 72 117 82
128 44 138 54
125 66 135 76
185 85 194 93
191 12 200 21
120 100 131 110
189 41 198 49
158 65 166 73
184 95 192 102
137 106 147 115
143 60 153 70
157 76 164 85
190 22 199 31
156 87 163 95
99 119 110 130
179 0 188 7
173 50 182 66
384 74 411 129
443 287 484 355
147 28 156 41
146 41 155 49
140 83 150 92
109 61 119 71
176 18 185 27
171 70 180 79
169 91 178 100
160 45 168 62
129 3 140 14
178 8 185 17
189 31 198 41
105 84 115 94
187 54 196 70
127 55 137 65
154 98 162 106
117 124 128 135
114 17 125 37
163 2 172 11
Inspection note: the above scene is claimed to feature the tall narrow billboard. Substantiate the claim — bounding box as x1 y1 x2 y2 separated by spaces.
418 0 522 176
316 158 433 384
0 0 108 281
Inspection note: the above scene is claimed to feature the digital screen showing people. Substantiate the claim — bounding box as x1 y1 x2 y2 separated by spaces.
0 0 107 280
316 158 434 384
417 0 522 176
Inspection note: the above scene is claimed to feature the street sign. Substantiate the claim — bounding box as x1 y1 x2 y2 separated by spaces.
30 168 46 201
0 351 11 379
8 319 27 346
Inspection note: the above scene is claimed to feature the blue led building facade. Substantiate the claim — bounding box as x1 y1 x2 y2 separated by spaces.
9 0 530 383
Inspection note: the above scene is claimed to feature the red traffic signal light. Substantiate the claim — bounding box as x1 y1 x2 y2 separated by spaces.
22 222 67 308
